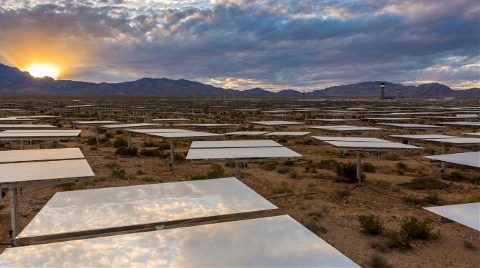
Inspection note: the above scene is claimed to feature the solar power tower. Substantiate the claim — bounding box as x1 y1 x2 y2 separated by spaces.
380 82 385 100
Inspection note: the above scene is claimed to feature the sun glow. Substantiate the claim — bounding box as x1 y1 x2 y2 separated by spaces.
26 64 60 79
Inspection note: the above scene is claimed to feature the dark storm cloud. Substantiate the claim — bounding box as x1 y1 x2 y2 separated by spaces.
0 0 478 90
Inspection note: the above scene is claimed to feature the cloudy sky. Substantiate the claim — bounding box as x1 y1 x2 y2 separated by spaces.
0 0 478 90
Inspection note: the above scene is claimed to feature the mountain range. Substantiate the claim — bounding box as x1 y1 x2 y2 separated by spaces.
1 63 478 99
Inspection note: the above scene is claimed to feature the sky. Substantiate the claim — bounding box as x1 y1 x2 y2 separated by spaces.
0 0 478 91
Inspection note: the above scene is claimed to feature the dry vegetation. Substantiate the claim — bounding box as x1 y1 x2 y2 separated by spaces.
0 97 479 267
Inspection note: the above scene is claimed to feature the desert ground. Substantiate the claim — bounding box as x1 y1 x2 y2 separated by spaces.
0 97 479 267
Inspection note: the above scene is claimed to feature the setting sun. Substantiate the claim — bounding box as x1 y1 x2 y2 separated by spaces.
26 64 60 79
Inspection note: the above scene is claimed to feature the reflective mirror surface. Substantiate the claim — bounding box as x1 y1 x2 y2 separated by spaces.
187 147 302 160
0 148 84 163
0 159 94 184
425 152 480 168
18 177 276 238
425 203 480 231
2 216 359 267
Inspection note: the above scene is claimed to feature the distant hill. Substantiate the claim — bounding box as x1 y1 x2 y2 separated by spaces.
0 63 478 98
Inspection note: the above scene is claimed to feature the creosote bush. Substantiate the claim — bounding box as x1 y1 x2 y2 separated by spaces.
272 186 293 195
305 221 328 235
335 189 351 198
289 172 299 180
445 170 465 181
104 132 114 139
335 162 364 183
304 160 318 173
358 215 384 235
399 217 434 241
191 165 225 180
277 166 290 174
259 162 277 171
396 162 408 175
157 142 170 150
383 152 400 161
400 178 449 190
174 153 185 161
87 136 97 145
371 255 391 268
142 140 158 147
317 159 339 170
362 162 376 173
403 193 442 206
114 137 128 148
110 168 126 180
383 217 436 248
115 146 138 156
140 148 161 157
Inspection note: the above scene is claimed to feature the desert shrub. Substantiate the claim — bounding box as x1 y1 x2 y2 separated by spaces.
396 162 408 174
308 210 326 220
115 130 123 135
174 153 185 161
87 136 97 145
403 193 442 206
90 146 98 151
272 186 293 195
259 162 277 171
362 162 376 173
277 166 290 174
305 221 328 235
110 168 126 180
304 166 318 173
396 162 407 170
447 171 465 181
156 151 169 159
140 148 159 156
58 182 75 191
399 217 434 241
423 193 442 205
400 178 449 190
370 241 390 253
317 159 338 170
289 172 299 180
142 140 157 147
191 165 225 180
99 137 110 144
157 142 170 150
467 176 480 185
335 162 363 183
303 139 313 145
402 196 424 205
115 146 138 156
304 161 318 173
114 137 128 148
282 160 295 166
204 164 225 178
371 255 391 268
358 215 384 235
463 239 477 251
372 180 391 190
334 189 351 198
383 230 410 248
104 132 114 139
383 152 400 161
